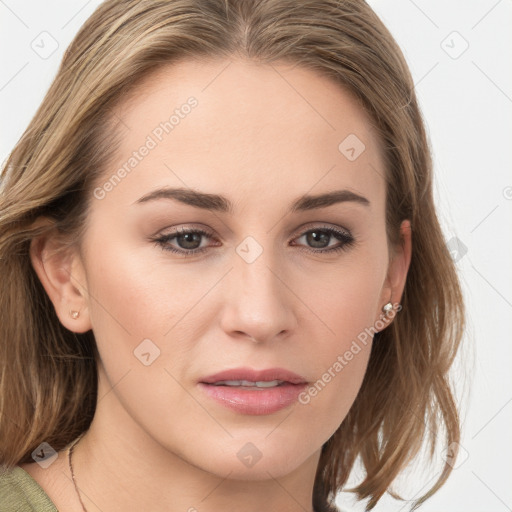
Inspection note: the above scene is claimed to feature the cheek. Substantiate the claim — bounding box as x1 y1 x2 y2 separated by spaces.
294 254 386 424
301 252 386 344
296 319 373 435
85 235 212 342
83 235 229 403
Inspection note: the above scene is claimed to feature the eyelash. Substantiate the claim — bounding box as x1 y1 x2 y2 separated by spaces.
151 225 355 257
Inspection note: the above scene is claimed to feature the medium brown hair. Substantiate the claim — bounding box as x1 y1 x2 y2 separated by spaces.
0 1 465 510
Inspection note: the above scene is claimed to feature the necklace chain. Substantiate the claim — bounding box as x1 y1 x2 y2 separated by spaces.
68 433 88 512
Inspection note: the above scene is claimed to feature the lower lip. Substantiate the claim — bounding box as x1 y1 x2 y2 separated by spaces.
198 382 308 415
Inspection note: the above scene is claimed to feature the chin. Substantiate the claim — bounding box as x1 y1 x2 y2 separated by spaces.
192 438 315 481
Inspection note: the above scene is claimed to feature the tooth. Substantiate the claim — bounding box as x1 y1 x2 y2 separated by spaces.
213 380 284 387
254 380 283 388
213 380 242 386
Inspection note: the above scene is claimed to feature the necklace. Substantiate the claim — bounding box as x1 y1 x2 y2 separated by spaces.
68 433 88 512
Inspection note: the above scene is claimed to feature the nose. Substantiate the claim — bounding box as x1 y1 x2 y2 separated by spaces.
219 245 298 344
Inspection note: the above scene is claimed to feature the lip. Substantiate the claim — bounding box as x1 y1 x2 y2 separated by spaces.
198 367 309 415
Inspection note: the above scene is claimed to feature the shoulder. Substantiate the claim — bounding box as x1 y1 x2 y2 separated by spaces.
0 466 57 512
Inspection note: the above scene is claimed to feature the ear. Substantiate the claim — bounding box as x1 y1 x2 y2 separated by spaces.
375 219 412 330
29 217 92 334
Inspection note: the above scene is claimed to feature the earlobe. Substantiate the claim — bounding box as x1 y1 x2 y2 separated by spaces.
29 217 92 334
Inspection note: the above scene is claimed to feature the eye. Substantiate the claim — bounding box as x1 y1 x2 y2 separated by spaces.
290 225 355 254
151 227 217 257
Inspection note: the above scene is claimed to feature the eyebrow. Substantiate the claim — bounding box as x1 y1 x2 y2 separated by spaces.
133 187 370 213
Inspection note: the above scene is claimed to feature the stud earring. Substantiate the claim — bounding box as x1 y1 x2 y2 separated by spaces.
69 310 80 319
382 302 393 315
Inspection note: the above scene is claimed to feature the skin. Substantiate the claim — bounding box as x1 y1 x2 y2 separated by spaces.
24 57 411 512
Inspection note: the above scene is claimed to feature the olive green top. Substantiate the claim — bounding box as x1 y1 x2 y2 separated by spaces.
0 466 57 511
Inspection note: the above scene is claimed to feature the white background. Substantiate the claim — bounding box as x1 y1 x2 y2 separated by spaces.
1 1 511 511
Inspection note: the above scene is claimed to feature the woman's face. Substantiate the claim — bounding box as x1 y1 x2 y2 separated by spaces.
59 58 407 479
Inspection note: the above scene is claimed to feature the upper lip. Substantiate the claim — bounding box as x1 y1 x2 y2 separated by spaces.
200 367 308 385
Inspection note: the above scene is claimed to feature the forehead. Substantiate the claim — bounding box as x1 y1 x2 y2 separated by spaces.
99 57 386 213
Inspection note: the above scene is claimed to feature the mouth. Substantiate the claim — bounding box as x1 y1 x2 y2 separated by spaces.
198 367 308 415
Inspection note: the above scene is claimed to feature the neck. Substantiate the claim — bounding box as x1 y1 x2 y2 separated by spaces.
72 363 321 512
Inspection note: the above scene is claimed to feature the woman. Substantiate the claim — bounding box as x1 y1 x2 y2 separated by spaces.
0 0 465 511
